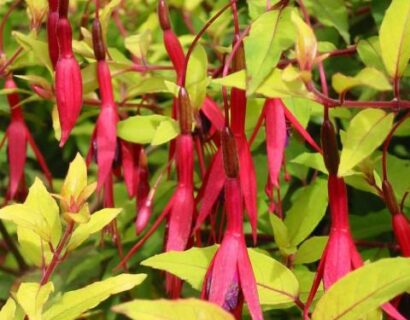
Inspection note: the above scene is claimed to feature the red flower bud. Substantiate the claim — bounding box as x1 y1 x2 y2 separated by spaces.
92 19 106 61
392 213 410 257
321 120 340 175
178 88 193 134
157 0 171 31
382 180 400 215
221 127 239 178
47 10 59 68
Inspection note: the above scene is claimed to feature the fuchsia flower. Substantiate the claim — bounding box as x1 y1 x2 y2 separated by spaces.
1 77 52 202
47 0 59 68
55 0 83 146
202 127 262 320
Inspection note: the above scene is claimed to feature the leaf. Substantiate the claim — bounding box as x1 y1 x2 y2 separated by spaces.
244 7 295 95
269 214 296 256
16 282 54 320
284 179 328 246
291 152 328 174
332 68 391 94
112 298 235 320
25 0 47 28
186 44 209 110
142 246 299 306
99 0 121 37
24 178 61 247
282 97 317 129
117 115 179 145
12 31 52 72
303 0 350 43
43 274 146 320
294 236 328 264
212 70 246 90
291 11 317 71
357 37 385 72
61 153 88 203
350 210 391 240
312 258 410 320
379 0 410 78
0 298 16 320
127 77 178 98
67 208 122 251
125 30 152 59
338 109 394 177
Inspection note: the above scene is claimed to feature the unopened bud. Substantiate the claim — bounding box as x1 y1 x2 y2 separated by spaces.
382 180 400 214
232 37 245 72
321 120 339 175
221 127 239 178
178 87 193 134
92 19 106 61
158 0 171 31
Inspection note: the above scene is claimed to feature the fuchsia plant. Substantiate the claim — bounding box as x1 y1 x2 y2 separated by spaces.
2 0 410 319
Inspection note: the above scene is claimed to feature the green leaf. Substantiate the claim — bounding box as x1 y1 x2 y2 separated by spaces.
357 37 385 72
12 31 52 72
99 0 121 37
350 210 391 240
291 12 317 71
0 298 16 320
312 258 410 319
43 274 146 320
61 153 88 203
269 214 296 256
244 7 295 95
212 70 246 90
291 152 328 174
294 236 328 265
67 208 122 251
303 0 350 43
282 97 317 129
117 115 179 145
112 298 235 320
331 68 391 94
142 246 299 306
16 282 54 320
186 44 209 110
379 0 410 78
127 77 179 98
125 30 152 59
24 178 61 247
284 179 328 246
338 109 394 177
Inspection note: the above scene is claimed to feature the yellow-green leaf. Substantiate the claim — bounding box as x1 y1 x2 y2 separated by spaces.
17 227 52 266
16 282 54 320
0 298 16 320
25 0 47 27
112 298 235 320
66 208 122 251
61 153 88 203
312 258 410 320
294 236 328 265
244 7 295 95
125 30 152 59
379 0 410 78
212 70 246 90
332 68 391 94
291 11 317 71
338 109 394 177
291 152 328 174
357 37 385 72
25 178 61 247
269 214 296 256
43 274 146 320
186 44 209 110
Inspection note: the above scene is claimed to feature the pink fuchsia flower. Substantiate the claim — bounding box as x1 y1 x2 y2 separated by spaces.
55 0 83 146
1 77 52 202
202 127 262 320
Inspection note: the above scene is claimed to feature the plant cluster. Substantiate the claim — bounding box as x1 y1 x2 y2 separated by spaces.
0 0 410 319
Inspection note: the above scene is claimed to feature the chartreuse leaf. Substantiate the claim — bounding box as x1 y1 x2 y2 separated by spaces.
284 179 328 246
294 236 328 265
303 0 349 43
291 152 328 174
244 7 294 95
112 298 234 320
269 214 296 256
142 246 299 306
186 44 209 110
332 68 391 94
16 282 54 320
43 274 146 320
24 0 47 30
338 109 394 177
379 0 410 78
66 208 122 251
127 77 178 98
99 0 121 36
61 153 88 203
12 31 52 72
0 298 16 320
25 178 61 247
312 258 410 319
357 37 385 72
117 115 179 146
125 30 152 59
212 70 246 89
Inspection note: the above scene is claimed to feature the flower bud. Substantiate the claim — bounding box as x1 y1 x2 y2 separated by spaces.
158 0 171 31
92 19 106 61
392 213 410 256
57 18 74 58
321 120 339 175
59 0 69 18
178 88 193 134
232 37 245 72
47 11 59 68
221 127 239 178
